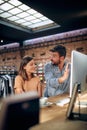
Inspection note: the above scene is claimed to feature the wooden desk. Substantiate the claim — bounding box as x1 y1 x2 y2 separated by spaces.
40 93 69 123
30 92 87 130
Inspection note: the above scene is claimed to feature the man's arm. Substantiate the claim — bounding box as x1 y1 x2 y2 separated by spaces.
44 63 70 88
44 63 60 88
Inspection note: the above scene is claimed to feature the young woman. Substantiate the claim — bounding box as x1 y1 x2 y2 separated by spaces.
14 56 42 97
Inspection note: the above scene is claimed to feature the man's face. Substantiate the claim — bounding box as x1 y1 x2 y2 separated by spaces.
49 51 64 65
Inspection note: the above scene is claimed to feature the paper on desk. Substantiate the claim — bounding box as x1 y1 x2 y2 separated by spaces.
55 98 70 107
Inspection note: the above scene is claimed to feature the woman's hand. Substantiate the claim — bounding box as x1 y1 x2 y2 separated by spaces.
14 88 24 94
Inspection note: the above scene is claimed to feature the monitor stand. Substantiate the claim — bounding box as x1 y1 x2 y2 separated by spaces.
66 83 87 121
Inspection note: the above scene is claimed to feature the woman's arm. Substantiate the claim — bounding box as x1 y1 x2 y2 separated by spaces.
14 75 24 94
37 77 43 97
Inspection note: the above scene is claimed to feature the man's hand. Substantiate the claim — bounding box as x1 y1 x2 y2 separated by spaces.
58 63 70 83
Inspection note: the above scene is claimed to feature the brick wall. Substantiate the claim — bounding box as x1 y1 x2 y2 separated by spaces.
0 36 87 71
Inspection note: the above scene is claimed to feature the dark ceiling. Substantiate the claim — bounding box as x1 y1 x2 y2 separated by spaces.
0 0 87 45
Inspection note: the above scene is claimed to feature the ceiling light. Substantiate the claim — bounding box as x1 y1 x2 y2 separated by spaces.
0 0 59 32
8 8 22 15
27 9 37 14
1 40 3 43
0 12 12 18
9 0 22 6
18 4 30 11
16 12 29 18
7 16 19 21
1 3 14 11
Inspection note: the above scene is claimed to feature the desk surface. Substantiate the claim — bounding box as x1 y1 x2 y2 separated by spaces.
30 120 87 130
40 93 69 123
31 92 87 130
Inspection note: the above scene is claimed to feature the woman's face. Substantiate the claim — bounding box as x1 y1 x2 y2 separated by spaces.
24 59 36 73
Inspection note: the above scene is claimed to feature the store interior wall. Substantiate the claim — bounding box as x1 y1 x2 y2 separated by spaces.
0 34 87 78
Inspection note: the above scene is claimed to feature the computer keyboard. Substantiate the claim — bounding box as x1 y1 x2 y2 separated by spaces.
55 98 70 106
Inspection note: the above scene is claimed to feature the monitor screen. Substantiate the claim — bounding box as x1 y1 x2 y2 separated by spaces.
0 92 39 130
70 50 87 97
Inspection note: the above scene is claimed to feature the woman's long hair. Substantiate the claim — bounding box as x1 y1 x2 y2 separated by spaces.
19 56 34 80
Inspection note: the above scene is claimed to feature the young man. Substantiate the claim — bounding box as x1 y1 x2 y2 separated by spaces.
44 45 71 97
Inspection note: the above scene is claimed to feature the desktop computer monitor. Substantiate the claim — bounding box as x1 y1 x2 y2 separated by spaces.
66 50 87 120
0 92 39 130
70 50 87 97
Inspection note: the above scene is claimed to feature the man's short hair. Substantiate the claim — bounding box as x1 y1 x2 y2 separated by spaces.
50 45 66 58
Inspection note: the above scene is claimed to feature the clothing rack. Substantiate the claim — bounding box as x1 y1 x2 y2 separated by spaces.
0 71 18 98
0 70 18 75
